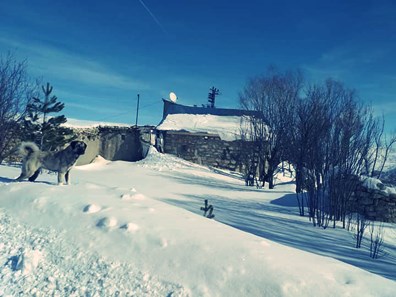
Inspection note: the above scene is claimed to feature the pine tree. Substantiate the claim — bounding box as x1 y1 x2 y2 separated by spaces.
24 82 75 151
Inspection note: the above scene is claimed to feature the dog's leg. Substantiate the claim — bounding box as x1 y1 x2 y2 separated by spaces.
57 172 66 185
65 170 71 185
16 165 32 181
28 169 41 182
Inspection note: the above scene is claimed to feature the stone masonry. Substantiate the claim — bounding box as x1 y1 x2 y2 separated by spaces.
74 126 152 165
161 131 256 172
349 181 396 223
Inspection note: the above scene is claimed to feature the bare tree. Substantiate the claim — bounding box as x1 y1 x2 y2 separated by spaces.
239 67 303 189
367 115 396 179
0 53 34 163
292 79 376 228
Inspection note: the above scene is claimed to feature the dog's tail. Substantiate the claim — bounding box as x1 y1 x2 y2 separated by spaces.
18 142 40 157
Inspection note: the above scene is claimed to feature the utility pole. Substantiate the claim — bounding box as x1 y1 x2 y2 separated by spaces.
135 93 140 126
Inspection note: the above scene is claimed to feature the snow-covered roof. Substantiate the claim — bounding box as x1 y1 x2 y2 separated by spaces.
156 113 248 141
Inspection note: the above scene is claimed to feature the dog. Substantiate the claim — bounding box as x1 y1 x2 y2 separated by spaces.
16 140 87 185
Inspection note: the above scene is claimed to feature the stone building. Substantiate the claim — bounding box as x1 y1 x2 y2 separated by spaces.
155 99 263 172
70 124 154 165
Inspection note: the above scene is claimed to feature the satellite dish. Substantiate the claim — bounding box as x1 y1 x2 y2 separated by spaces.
169 92 177 102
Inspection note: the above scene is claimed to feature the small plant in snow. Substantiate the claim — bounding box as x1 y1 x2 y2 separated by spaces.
354 214 369 248
369 221 385 259
200 199 215 219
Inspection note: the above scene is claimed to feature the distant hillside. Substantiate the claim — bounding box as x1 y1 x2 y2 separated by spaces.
382 150 396 185
385 150 396 171
382 168 396 186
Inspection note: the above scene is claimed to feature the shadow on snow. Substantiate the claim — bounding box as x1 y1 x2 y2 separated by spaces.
161 171 396 281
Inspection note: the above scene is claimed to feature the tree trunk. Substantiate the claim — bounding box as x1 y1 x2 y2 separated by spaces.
267 169 275 189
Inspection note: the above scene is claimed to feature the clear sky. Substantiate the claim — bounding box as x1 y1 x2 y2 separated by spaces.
0 0 395 131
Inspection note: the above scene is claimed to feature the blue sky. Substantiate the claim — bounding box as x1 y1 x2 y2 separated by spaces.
0 0 395 131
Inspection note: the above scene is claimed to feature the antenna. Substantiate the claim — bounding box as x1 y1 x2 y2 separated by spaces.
208 87 220 108
169 92 178 102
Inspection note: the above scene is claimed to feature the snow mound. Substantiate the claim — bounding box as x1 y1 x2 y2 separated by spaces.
137 146 207 171
76 155 110 171
91 155 109 164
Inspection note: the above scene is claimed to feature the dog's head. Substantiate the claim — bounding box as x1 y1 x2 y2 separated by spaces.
70 141 87 155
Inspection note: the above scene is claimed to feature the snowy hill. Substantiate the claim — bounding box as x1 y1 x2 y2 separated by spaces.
0 148 396 296
62 118 131 129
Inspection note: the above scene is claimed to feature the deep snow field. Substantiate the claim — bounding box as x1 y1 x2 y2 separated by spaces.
0 147 396 297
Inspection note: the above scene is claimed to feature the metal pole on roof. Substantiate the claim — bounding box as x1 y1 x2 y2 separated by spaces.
135 93 140 126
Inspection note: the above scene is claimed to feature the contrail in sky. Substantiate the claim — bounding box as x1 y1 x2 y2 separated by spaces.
138 0 168 34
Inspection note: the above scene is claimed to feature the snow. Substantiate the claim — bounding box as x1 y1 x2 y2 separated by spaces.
362 176 385 191
387 185 396 194
62 118 131 129
157 113 249 141
0 147 396 296
361 176 396 194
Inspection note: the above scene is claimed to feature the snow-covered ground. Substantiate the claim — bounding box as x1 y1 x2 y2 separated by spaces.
0 148 396 296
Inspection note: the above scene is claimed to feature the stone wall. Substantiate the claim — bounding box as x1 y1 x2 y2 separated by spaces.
75 126 153 165
349 181 396 223
1 125 153 166
162 131 256 172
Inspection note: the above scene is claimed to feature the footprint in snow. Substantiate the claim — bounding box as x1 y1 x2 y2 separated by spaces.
161 238 168 248
120 193 145 201
33 197 48 209
85 183 102 190
119 223 140 233
83 204 101 214
96 217 118 229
